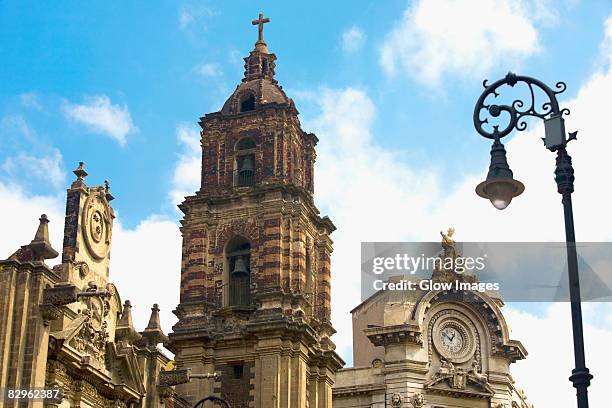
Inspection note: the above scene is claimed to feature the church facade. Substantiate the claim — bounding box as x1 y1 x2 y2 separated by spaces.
0 166 171 408
0 15 533 408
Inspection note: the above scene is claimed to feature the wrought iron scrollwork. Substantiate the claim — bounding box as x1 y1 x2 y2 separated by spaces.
474 72 570 139
193 396 232 408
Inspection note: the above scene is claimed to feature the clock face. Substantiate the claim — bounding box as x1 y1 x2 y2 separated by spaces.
440 326 464 354
431 312 477 363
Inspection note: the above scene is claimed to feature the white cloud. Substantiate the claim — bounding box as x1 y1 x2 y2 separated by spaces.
178 5 216 31
305 81 611 404
1 114 38 145
0 182 65 260
0 115 66 190
195 62 222 78
63 95 138 146
228 48 242 65
111 216 182 335
341 25 365 54
599 14 612 69
170 122 201 206
531 0 561 25
505 303 612 407
2 149 65 189
303 14 612 400
179 10 195 30
0 119 189 341
0 7 609 406
0 182 181 339
310 87 441 359
380 0 542 85
19 92 42 110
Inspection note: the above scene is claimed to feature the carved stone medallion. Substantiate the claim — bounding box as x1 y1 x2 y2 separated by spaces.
81 191 112 260
70 309 109 367
411 393 425 408
83 294 107 331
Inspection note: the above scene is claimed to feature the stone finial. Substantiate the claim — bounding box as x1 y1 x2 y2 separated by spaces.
119 300 134 327
29 214 59 260
104 179 114 201
73 161 87 179
33 214 50 242
145 303 162 331
140 303 169 347
71 161 88 188
116 300 142 343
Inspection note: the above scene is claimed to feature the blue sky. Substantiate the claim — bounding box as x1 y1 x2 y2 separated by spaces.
2 1 612 406
2 0 611 226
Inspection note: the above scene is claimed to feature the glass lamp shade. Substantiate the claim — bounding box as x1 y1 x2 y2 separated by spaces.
475 177 525 210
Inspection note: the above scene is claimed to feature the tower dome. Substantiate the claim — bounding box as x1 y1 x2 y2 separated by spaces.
220 13 294 115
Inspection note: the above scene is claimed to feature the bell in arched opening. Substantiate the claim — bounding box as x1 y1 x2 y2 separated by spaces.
229 255 250 306
240 155 254 174
226 237 252 307
231 256 249 276
237 155 255 186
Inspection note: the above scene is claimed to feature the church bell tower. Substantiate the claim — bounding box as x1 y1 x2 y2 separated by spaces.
168 14 344 408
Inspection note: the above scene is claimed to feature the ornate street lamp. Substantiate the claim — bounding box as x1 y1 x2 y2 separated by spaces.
193 396 232 408
158 369 230 407
473 73 592 408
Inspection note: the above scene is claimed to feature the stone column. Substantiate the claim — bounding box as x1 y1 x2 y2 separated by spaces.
290 350 308 408
307 370 319 408
316 369 333 408
0 262 18 392
279 349 291 407
255 337 282 408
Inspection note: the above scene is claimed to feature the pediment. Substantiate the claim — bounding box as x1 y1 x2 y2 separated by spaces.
106 342 146 396
50 314 88 344
425 373 493 399
49 309 109 371
49 317 144 399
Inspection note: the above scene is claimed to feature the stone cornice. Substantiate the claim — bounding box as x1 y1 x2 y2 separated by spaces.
200 102 299 124
332 383 385 397
365 323 423 347
179 183 318 216
0 258 61 282
382 359 429 375
497 340 528 363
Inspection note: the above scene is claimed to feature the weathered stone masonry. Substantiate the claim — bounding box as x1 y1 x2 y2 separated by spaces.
169 16 342 408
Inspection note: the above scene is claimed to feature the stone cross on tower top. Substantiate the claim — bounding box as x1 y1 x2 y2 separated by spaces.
243 12 275 79
251 13 270 46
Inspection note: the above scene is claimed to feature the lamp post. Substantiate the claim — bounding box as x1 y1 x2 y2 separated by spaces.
473 72 592 408
193 396 232 408
158 369 230 407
